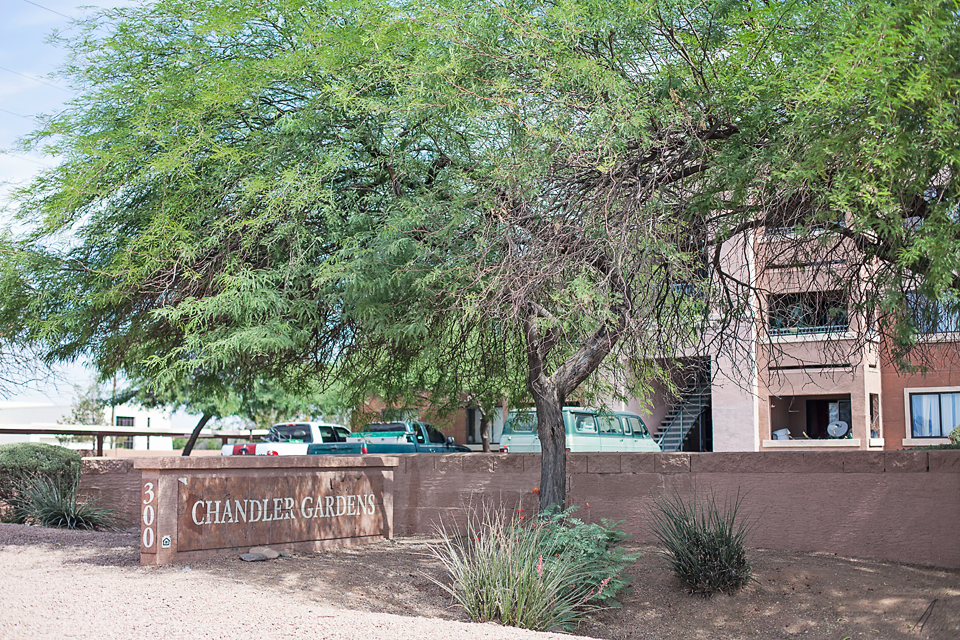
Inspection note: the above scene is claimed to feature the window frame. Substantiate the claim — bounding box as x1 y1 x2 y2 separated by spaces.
767 290 849 337
902 386 957 446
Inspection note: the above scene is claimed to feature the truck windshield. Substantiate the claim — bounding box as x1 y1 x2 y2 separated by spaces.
425 425 446 444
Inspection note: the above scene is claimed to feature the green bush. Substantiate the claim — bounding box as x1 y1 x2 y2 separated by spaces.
946 425 960 445
535 508 636 608
0 443 81 523
17 475 119 530
427 504 635 631
647 488 754 595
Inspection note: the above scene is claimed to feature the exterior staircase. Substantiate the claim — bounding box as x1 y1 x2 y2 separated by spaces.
657 381 711 452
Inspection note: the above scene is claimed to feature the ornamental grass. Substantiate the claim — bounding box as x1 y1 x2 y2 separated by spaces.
647 488 754 595
427 503 634 631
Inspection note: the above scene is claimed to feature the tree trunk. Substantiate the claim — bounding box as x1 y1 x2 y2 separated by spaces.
532 383 566 512
524 296 628 512
480 412 490 452
181 413 213 456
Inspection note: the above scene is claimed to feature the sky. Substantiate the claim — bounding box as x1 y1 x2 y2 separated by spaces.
0 0 135 207
0 0 199 428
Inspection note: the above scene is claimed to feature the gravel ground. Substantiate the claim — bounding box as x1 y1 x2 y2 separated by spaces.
0 524 585 640
2 523 958 640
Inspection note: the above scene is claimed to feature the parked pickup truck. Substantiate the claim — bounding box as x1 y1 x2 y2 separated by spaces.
356 422 472 453
221 422 363 456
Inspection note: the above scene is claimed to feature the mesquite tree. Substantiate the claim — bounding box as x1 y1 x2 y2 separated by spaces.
2 0 959 510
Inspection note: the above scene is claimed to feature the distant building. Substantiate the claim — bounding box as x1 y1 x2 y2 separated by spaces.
0 400 175 451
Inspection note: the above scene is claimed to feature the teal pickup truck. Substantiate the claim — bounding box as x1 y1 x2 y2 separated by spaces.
355 422 473 453
221 420 471 456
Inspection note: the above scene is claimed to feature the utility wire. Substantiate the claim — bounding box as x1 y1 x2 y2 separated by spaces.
0 66 71 93
1 153 52 167
21 0 74 21
0 107 33 119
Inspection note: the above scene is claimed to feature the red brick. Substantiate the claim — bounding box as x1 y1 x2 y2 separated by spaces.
843 452 885 473
929 450 960 474
799 452 845 473
620 453 656 474
566 454 588 474
656 453 691 473
586 454 621 474
461 454 496 473
884 451 927 473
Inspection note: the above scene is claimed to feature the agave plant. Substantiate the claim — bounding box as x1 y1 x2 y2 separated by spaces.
17 476 120 531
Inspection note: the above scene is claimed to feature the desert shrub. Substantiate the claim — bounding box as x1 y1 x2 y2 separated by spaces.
0 443 81 523
536 508 636 608
428 505 635 631
648 488 754 595
16 475 119 530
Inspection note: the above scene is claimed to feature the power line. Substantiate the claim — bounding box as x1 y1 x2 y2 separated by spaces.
0 107 33 119
1 153 53 167
0 66 71 93
21 0 74 21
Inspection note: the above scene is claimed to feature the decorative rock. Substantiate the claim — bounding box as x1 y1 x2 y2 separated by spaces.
240 553 268 562
249 546 281 559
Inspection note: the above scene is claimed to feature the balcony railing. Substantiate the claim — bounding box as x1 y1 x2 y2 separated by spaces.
768 323 848 337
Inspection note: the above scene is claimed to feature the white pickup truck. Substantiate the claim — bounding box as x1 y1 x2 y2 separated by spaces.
222 422 363 456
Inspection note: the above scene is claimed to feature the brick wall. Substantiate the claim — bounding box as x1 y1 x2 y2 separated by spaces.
81 451 960 568
391 451 960 569
79 457 141 527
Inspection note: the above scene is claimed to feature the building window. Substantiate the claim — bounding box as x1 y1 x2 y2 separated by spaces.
768 291 848 336
907 292 960 334
910 392 960 438
115 416 135 427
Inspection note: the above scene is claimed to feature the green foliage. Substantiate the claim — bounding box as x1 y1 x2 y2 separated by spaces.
3 0 960 508
428 504 635 631
949 425 960 445
172 437 216 450
58 383 107 426
648 489 754 596
0 443 81 523
15 475 119 531
535 508 637 608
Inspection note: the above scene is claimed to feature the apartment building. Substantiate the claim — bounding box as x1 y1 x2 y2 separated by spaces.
627 214 960 452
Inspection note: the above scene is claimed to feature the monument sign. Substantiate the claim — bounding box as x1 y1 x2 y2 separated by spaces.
135 455 397 565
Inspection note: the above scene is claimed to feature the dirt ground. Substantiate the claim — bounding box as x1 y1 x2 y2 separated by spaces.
1 524 958 640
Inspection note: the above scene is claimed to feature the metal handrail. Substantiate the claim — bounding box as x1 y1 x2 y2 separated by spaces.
768 323 848 336
657 386 710 449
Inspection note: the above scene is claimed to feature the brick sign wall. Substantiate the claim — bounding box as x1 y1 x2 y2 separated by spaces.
79 450 960 568
134 456 396 565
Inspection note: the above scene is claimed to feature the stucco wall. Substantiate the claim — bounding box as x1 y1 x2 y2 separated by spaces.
82 451 960 568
